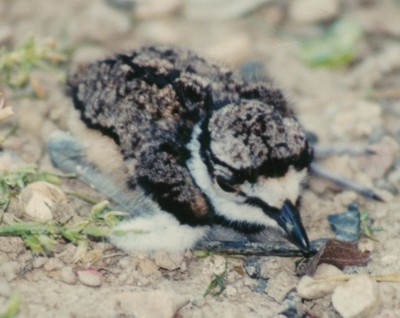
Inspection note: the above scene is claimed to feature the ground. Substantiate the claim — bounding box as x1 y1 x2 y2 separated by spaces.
1 0 400 317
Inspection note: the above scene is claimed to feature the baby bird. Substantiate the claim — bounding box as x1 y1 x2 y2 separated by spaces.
53 46 314 254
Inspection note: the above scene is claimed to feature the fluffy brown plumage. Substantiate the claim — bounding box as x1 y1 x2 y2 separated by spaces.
67 46 313 252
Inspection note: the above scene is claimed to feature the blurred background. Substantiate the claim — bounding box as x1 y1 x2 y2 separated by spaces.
1 1 400 317
1 0 400 190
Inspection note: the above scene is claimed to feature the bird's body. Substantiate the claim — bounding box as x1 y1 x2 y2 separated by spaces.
65 46 313 253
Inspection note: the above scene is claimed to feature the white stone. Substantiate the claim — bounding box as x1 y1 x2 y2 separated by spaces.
61 267 77 285
225 285 238 297
297 264 343 300
332 275 380 318
77 269 102 287
20 181 68 222
289 0 340 24
115 290 189 318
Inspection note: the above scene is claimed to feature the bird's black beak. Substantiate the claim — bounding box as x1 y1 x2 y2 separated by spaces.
275 200 310 254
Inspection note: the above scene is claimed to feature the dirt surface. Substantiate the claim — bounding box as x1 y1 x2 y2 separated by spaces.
1 0 400 317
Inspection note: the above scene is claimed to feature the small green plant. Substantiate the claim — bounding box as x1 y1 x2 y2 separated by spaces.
0 292 20 318
360 210 383 240
299 19 363 68
0 36 69 95
0 200 126 255
203 258 228 297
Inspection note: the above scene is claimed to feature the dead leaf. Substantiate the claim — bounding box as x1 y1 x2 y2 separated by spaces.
298 239 370 276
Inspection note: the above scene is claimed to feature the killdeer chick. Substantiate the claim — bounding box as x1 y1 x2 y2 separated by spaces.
51 46 315 254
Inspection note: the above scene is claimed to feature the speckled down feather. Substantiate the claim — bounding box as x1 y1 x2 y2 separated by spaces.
67 46 312 226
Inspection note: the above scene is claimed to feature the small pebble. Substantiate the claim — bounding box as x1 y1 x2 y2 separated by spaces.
280 291 305 318
151 251 183 271
137 259 159 276
32 257 46 269
297 264 343 300
192 297 206 308
244 258 261 279
20 181 68 222
44 258 64 272
118 258 132 268
77 269 102 287
117 271 130 285
327 202 361 242
225 285 237 297
265 271 298 303
61 267 77 285
332 275 380 318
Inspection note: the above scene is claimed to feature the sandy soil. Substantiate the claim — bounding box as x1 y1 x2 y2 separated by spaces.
1 0 400 317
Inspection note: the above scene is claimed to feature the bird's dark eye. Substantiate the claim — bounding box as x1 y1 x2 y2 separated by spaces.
216 176 236 193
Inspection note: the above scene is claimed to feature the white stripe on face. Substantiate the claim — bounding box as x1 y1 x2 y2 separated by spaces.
239 167 307 209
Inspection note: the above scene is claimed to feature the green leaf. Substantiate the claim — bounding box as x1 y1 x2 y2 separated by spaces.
37 234 58 253
0 292 21 318
103 211 127 227
21 233 45 254
299 19 363 68
84 225 111 238
0 166 71 209
203 259 228 297
0 36 69 90
360 210 384 240
90 200 110 220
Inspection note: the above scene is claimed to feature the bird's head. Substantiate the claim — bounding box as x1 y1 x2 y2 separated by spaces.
187 100 313 253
